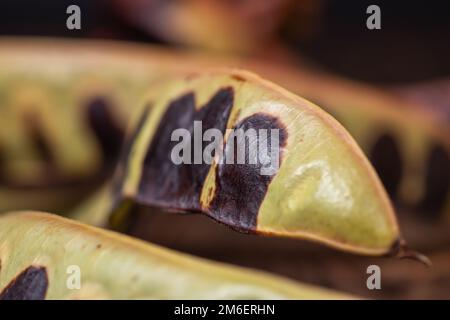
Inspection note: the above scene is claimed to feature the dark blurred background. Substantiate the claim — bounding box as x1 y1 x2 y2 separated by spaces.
0 0 449 83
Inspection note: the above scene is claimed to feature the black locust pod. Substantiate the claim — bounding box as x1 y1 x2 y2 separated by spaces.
110 68 420 259
247 63 450 223
0 211 349 299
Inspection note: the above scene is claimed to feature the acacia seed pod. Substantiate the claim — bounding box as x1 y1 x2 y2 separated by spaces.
110 68 419 259
0 211 349 300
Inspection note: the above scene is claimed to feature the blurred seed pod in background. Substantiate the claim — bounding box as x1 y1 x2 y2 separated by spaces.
110 0 324 53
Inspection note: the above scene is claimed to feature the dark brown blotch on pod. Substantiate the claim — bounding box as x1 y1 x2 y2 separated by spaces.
0 266 48 300
231 74 246 82
23 112 55 166
86 97 125 162
419 143 450 219
136 87 234 211
115 88 289 235
208 113 288 232
369 133 403 199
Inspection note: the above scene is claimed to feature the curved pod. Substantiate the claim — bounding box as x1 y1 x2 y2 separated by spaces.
111 69 401 257
0 211 349 300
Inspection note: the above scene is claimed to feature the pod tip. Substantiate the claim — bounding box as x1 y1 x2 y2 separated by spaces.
390 238 432 267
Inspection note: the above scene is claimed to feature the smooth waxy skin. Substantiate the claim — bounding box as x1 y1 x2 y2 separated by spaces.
250 64 450 219
0 211 349 299
112 69 399 256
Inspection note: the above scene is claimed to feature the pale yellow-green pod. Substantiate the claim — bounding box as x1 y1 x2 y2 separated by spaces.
110 68 417 259
0 211 349 300
246 62 450 223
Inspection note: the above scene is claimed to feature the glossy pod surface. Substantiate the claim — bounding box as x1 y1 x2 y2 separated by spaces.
111 69 401 256
255 65 450 221
0 211 349 299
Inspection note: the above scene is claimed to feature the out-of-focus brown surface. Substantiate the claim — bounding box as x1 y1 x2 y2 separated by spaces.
125 208 450 299
112 0 299 53
109 0 450 83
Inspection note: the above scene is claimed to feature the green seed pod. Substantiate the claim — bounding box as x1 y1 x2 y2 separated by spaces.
246 63 450 249
0 38 163 212
110 68 414 258
0 211 349 299
250 64 450 223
